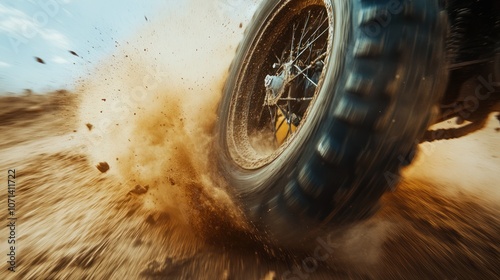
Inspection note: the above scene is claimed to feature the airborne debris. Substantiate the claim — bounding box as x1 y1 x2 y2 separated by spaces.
144 16 148 21
35 57 45 64
129 185 149 195
86 123 93 131
145 215 156 225
96 162 110 173
239 23 243 28
69 50 79 57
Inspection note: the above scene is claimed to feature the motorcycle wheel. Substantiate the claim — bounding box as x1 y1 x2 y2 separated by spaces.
216 0 448 247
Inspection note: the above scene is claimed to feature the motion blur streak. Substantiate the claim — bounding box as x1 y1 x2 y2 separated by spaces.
0 0 499 279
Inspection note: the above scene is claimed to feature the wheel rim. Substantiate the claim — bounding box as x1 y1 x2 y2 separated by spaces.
226 1 334 169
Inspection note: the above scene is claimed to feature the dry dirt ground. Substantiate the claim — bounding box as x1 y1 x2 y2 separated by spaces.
0 92 499 279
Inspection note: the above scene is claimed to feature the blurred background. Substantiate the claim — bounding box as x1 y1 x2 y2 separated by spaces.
1 0 162 93
0 0 255 94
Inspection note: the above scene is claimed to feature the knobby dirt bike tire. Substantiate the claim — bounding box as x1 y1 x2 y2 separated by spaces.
216 0 448 247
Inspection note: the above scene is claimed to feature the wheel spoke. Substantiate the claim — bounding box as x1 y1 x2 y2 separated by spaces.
297 11 312 59
276 109 287 131
297 11 324 53
288 52 327 84
290 23 297 61
293 26 328 64
294 64 318 87
274 52 281 65
257 101 267 125
268 105 277 139
279 97 313 102
287 86 293 135
257 6 330 148
308 14 327 43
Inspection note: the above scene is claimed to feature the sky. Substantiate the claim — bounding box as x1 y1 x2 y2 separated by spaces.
0 0 184 93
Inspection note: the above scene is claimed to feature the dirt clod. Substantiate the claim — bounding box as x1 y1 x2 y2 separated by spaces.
169 177 176 186
129 185 149 195
86 123 94 131
145 214 156 225
35 57 46 64
96 162 110 173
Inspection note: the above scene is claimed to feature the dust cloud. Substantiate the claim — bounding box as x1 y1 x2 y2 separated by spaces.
406 113 500 201
78 1 258 237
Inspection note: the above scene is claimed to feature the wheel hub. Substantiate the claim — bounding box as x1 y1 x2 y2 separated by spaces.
264 61 294 106
264 73 285 106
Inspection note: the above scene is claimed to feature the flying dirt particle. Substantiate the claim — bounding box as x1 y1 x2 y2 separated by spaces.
86 123 93 131
145 215 156 225
133 238 144 247
168 177 176 186
144 16 148 21
35 57 45 64
73 130 77 133
69 50 79 57
239 23 243 28
102 99 106 102
495 128 500 132
128 185 149 195
144 213 170 225
96 162 110 173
